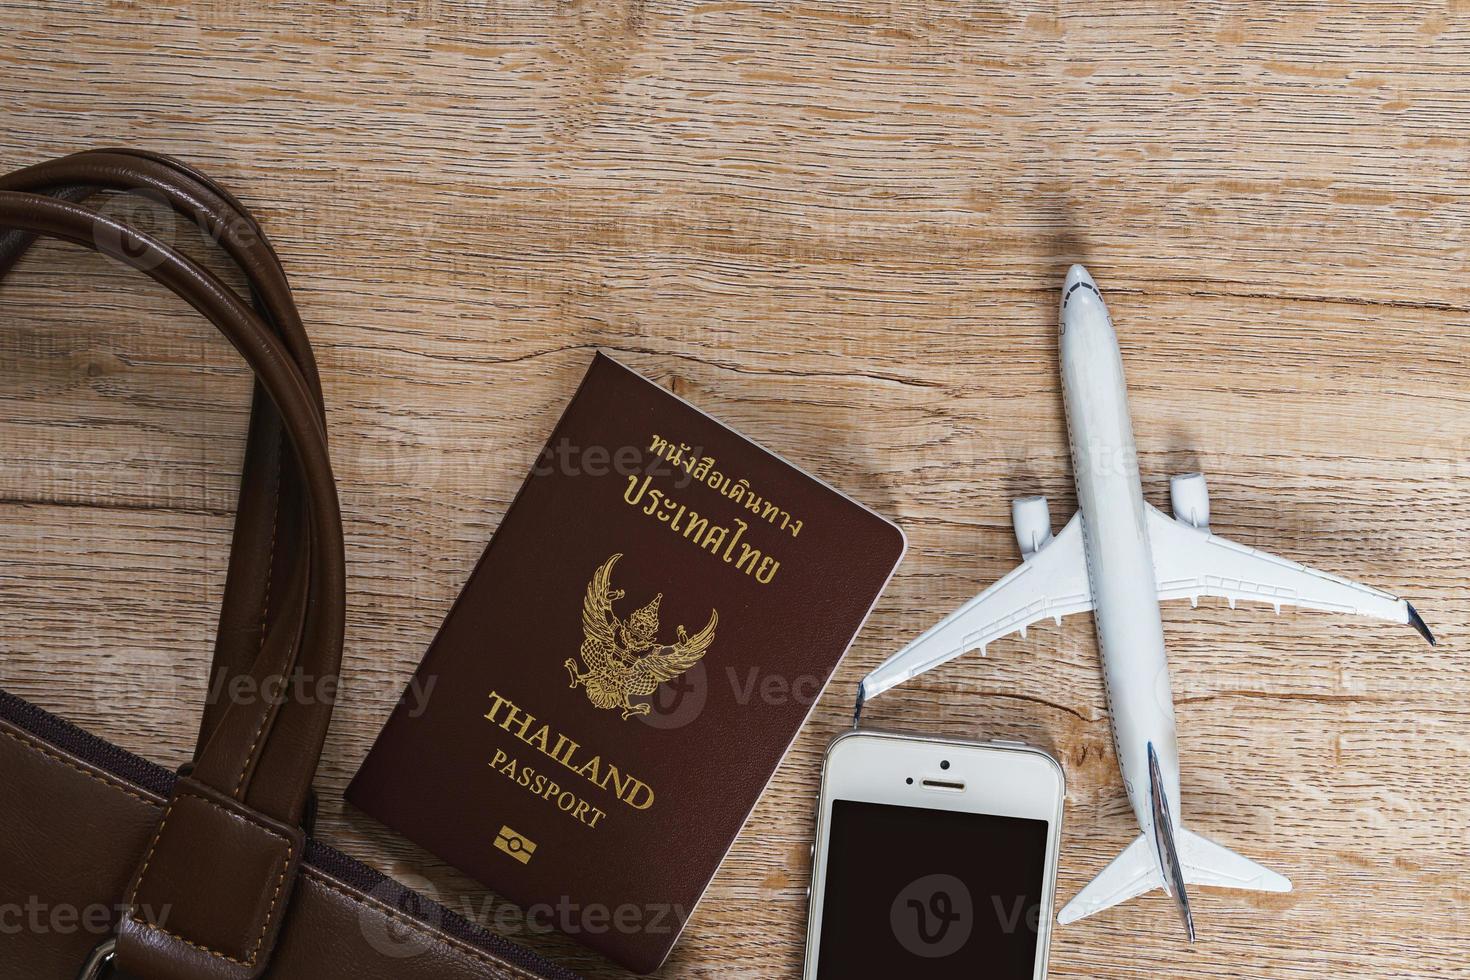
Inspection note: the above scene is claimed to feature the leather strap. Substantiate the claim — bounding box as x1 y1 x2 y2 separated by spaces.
0 148 323 764
0 154 344 979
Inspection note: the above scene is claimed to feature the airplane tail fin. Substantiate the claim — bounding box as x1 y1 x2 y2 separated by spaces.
1058 744 1291 937
1145 743 1196 941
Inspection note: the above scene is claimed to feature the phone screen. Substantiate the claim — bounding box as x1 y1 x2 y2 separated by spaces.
814 799 1050 979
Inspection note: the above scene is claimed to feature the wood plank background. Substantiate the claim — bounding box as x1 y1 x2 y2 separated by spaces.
2 1 1466 976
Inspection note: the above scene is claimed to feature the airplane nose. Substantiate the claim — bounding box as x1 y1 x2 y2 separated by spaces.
1060 264 1104 325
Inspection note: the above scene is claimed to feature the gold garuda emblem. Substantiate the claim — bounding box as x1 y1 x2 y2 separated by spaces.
565 554 718 720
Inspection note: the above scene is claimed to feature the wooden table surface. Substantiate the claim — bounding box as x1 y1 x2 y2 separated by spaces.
2 2 1467 977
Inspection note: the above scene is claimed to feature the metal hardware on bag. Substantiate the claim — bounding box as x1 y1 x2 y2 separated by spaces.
77 937 116 979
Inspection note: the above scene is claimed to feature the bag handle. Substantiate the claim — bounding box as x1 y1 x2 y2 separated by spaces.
0 148 325 768
0 153 344 978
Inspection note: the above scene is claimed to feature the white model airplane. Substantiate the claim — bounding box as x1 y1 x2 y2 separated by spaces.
859 265 1435 940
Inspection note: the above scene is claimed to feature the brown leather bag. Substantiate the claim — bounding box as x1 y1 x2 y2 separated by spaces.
0 149 578 980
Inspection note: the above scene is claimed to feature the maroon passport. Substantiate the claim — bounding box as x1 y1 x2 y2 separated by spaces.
347 353 904 973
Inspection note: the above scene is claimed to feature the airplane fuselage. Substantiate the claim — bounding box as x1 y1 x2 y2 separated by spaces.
1060 275 1181 837
859 263 1422 932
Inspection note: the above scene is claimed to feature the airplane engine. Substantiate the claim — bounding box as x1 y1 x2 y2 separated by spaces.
1170 472 1210 529
1012 495 1053 558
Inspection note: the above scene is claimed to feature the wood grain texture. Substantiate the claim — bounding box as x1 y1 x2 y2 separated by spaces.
1 1 1467 976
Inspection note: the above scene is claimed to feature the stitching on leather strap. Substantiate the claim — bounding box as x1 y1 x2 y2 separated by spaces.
235 450 284 801
127 788 295 967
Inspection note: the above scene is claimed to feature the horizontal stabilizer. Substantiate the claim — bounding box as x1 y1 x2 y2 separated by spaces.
1058 834 1161 925
1059 830 1292 928
1179 830 1293 893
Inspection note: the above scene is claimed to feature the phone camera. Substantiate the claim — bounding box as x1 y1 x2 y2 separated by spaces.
905 777 914 785
940 760 950 770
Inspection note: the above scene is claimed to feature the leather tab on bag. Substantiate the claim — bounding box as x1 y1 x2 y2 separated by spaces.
116 777 306 980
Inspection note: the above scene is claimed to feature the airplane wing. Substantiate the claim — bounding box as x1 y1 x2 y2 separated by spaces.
860 512 1094 701
1145 505 1434 644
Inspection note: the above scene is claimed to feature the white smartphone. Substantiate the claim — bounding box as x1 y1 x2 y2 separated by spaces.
802 729 1065 980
